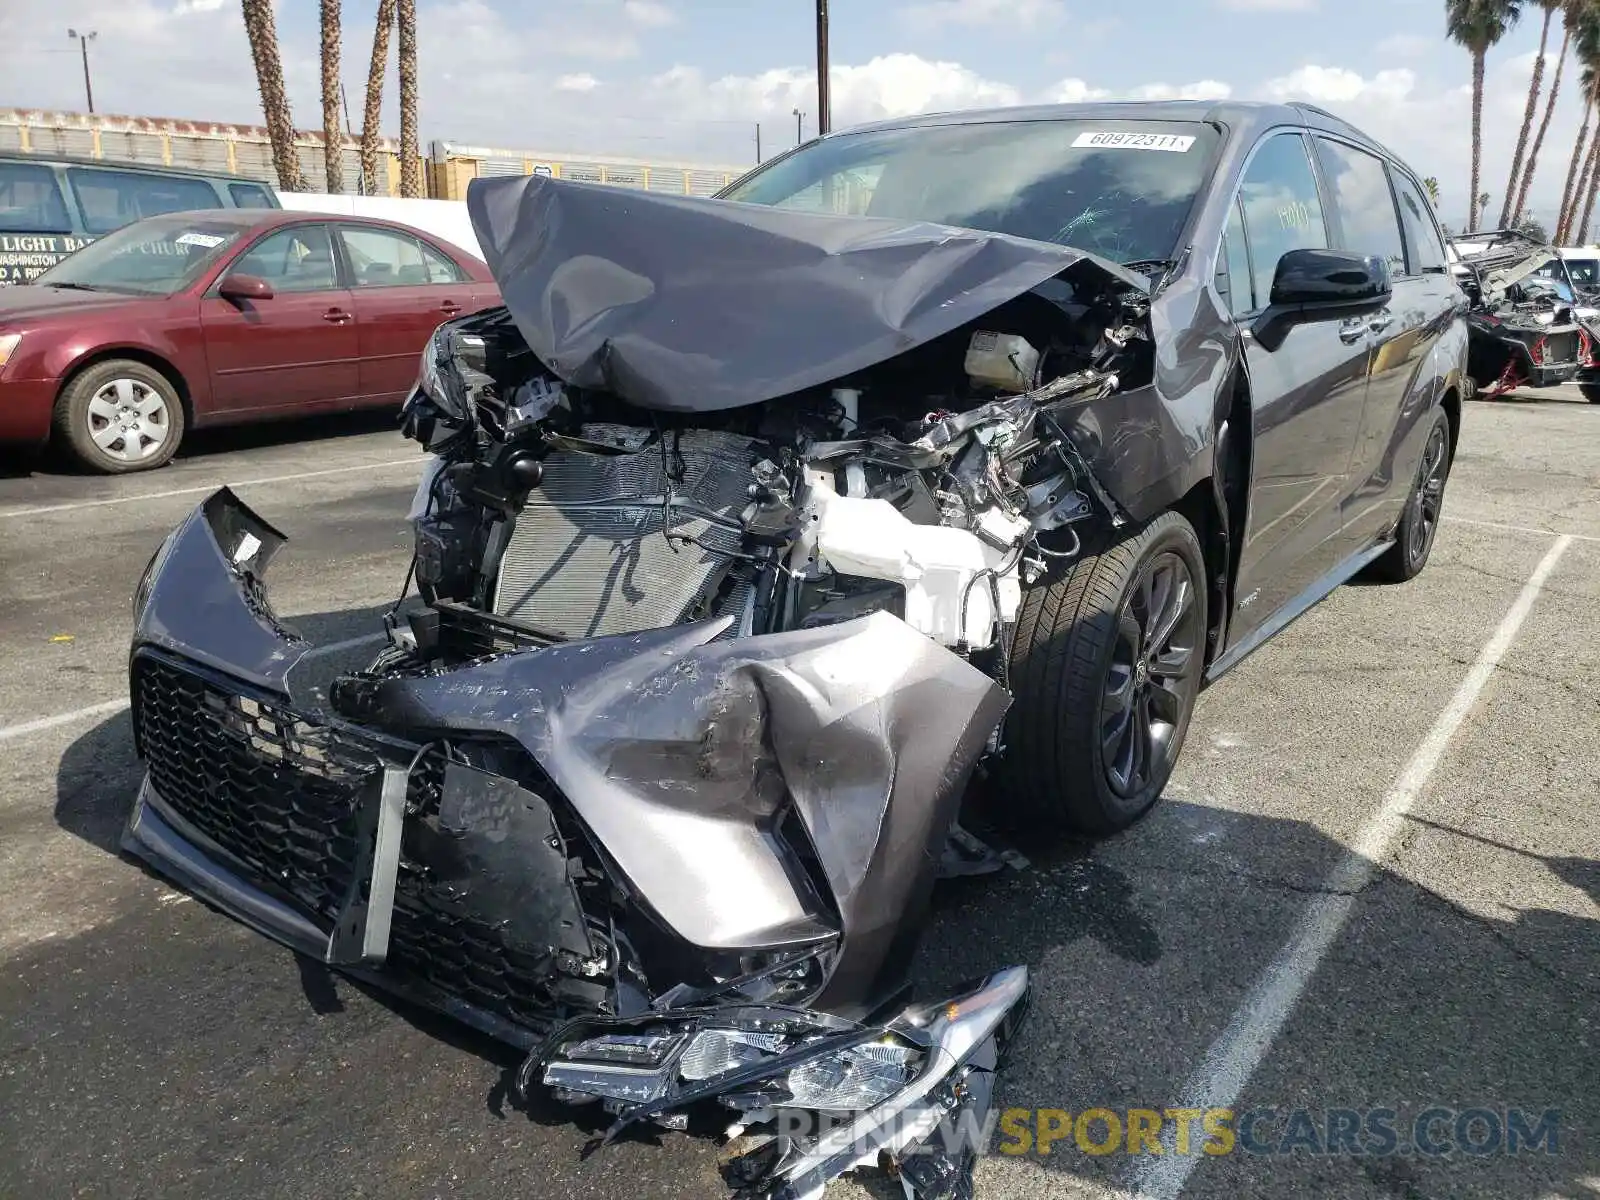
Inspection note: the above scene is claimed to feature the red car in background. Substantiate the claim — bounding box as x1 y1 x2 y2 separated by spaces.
0 209 498 472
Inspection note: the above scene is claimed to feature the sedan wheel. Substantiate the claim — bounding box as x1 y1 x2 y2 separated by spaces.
52 359 186 474
85 378 173 464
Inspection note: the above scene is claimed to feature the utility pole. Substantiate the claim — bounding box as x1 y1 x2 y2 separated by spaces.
815 0 830 135
755 122 762 163
66 29 97 114
793 108 805 146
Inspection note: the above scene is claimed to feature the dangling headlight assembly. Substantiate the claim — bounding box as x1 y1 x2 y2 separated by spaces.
400 318 479 453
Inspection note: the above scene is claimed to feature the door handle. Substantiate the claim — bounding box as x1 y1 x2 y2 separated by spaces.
438 300 462 315
323 308 352 324
1338 318 1368 344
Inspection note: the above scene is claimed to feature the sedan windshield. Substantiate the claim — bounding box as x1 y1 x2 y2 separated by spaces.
721 118 1221 265
33 214 245 295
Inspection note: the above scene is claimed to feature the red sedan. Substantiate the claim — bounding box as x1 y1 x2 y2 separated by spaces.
0 209 499 472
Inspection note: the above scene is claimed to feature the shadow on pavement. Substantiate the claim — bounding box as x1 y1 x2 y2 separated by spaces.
35 617 1599 1200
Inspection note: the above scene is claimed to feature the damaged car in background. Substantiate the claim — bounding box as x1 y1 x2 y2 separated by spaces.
121 101 1468 1198
1449 228 1598 399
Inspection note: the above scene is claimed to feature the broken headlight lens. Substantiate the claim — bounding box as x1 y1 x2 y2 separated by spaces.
678 1029 787 1080
783 1039 919 1111
541 1030 687 1104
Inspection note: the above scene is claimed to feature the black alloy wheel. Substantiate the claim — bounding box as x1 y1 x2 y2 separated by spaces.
1369 406 1453 584
1100 550 1202 800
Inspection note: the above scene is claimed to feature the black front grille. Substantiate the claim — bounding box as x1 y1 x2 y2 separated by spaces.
134 654 380 923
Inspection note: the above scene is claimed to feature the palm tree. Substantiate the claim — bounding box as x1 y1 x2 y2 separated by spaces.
360 0 396 195
1557 16 1600 238
397 0 421 198
1447 0 1521 231
320 0 343 193
241 0 306 191
1503 0 1561 226
1513 5 1577 223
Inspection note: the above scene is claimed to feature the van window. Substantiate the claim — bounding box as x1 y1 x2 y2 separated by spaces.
229 182 276 209
67 167 222 235
0 162 72 233
1314 138 1406 277
1237 132 1328 306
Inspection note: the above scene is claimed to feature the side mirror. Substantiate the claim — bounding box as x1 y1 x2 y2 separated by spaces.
218 273 274 303
1269 248 1391 307
1252 248 1391 349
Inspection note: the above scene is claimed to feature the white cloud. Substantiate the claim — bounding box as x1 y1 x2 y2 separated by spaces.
899 0 1067 29
1216 0 1317 9
1133 80 1233 101
622 0 674 28
555 73 600 92
1042 78 1110 104
1263 64 1417 105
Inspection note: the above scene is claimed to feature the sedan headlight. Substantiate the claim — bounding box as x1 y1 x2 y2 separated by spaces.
0 332 22 373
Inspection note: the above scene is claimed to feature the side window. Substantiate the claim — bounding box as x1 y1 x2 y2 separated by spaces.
420 240 469 283
1389 170 1448 274
228 225 339 293
1221 196 1255 316
0 163 72 233
338 226 431 287
1315 139 1405 275
67 168 221 235
1237 132 1328 307
229 183 276 209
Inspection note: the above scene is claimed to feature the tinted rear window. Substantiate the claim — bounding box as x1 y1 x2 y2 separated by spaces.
0 162 72 233
229 182 276 208
67 167 222 234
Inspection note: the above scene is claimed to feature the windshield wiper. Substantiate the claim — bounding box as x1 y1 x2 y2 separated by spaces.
1120 258 1177 274
44 282 104 292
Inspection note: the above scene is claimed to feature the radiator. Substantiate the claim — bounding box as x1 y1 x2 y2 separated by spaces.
492 424 756 639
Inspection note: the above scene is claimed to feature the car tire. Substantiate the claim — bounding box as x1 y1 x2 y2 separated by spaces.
1000 510 1208 836
1368 406 1452 584
52 360 185 474
1580 382 1600 404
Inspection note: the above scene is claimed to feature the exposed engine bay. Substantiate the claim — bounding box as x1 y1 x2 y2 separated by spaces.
1451 229 1596 397
394 270 1150 678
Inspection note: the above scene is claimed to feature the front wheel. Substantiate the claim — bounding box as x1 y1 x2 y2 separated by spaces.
52 359 185 473
999 511 1208 836
1368 406 1452 584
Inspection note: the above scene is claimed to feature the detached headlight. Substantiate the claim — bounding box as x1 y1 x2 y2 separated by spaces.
0 331 22 375
401 321 477 451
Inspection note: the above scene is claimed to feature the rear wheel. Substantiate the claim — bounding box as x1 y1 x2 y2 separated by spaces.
1368 406 1452 584
52 359 184 474
1000 511 1208 836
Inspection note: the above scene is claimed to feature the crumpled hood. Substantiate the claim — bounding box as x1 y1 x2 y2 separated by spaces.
465 172 1144 413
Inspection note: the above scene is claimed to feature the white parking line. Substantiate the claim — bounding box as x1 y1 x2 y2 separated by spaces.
1444 514 1600 544
0 457 422 520
0 699 130 743
1129 532 1574 1200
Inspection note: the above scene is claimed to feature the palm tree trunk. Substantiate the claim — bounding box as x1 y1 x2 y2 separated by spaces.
1557 86 1596 240
1579 141 1600 239
320 0 343 193
1470 49 1486 230
361 0 396 195
397 0 421 198
241 0 306 192
1574 113 1600 240
1515 23 1570 224
1502 7 1554 227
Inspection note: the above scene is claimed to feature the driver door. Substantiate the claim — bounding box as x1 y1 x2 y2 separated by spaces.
1224 131 1372 651
199 222 361 417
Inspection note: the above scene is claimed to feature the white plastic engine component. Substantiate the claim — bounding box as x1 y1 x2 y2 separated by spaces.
964 331 1040 393
806 481 1027 650
831 386 861 428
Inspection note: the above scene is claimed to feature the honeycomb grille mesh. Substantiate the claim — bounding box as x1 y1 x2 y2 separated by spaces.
134 654 376 922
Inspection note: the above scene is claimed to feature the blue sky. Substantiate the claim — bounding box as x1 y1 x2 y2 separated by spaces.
0 0 1588 222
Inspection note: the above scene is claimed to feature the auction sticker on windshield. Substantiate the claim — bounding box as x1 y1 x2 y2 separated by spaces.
1072 131 1196 153
174 232 227 249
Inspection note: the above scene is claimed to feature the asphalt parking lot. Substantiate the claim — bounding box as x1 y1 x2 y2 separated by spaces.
1 390 1596 1200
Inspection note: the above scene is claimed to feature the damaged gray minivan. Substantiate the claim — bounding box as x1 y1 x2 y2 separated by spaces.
123 101 1467 1198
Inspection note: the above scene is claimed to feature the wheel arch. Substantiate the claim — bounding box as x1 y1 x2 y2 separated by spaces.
55 348 194 431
